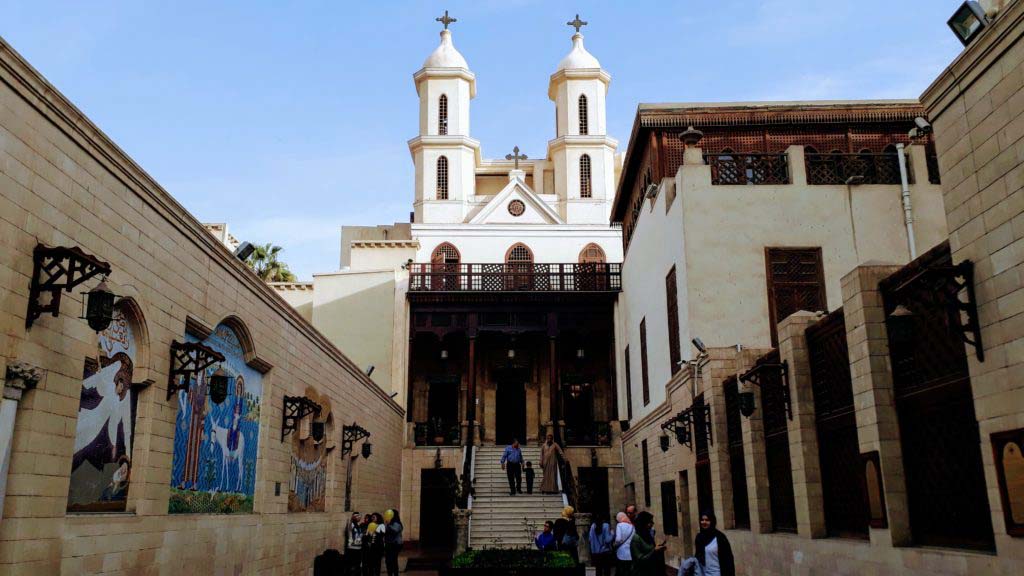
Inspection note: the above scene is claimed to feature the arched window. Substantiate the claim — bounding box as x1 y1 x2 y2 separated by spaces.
505 243 533 290
506 243 533 264
431 242 460 264
430 242 460 290
438 94 448 136
578 94 589 135
437 156 449 200
578 243 606 263
580 154 592 198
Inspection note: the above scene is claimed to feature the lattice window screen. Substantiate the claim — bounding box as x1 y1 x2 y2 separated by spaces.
438 94 448 135
580 155 592 198
431 243 460 264
578 95 589 135
666 265 681 373
436 156 449 200
579 243 606 263
506 243 533 263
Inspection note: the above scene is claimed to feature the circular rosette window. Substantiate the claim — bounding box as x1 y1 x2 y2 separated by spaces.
508 200 526 217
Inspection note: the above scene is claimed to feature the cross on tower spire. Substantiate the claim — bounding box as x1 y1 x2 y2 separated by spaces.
436 10 456 30
505 146 528 170
567 14 588 34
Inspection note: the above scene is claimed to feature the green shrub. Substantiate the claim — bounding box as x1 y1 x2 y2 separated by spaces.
452 549 575 569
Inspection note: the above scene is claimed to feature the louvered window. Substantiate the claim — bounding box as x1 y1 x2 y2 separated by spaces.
437 156 449 200
666 266 681 374
640 318 650 406
724 377 750 529
578 94 589 135
624 346 633 420
764 247 826 346
642 439 651 507
580 154 592 198
438 94 448 135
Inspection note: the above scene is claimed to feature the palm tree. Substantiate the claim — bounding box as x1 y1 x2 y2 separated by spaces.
245 243 297 282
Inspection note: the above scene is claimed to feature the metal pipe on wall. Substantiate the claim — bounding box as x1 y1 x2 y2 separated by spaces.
896 143 918 260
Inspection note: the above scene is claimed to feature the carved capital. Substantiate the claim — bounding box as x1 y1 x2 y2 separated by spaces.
4 362 45 401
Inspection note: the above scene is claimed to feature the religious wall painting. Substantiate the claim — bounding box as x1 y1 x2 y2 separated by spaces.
288 387 333 512
67 306 139 512
169 322 262 514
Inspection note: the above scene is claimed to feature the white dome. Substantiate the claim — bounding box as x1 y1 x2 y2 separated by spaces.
423 29 469 69
557 33 601 71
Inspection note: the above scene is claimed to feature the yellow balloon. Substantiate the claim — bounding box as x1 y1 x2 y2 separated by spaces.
384 510 395 523
367 522 378 533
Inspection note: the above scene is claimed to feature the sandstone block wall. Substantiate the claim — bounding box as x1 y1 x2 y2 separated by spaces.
0 37 403 575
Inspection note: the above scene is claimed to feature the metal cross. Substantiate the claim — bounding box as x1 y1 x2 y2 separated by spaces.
505 146 528 169
567 14 588 33
436 10 456 30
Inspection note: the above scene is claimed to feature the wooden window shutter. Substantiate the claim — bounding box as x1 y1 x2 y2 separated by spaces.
764 247 826 346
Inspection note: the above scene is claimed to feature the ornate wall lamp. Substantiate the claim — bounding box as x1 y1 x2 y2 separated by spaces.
166 340 225 400
661 410 693 451
887 260 983 361
282 396 321 441
739 358 791 420
342 422 372 459
26 244 112 330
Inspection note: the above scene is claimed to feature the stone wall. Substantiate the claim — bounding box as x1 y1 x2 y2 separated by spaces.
922 0 1024 561
0 37 403 575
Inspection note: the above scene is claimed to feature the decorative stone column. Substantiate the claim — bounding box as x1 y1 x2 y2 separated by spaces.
453 508 472 556
0 362 44 525
574 512 592 566
777 311 827 538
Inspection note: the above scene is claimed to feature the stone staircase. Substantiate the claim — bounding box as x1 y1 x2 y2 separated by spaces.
470 444 566 549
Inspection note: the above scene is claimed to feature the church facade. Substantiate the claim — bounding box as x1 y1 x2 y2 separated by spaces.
275 18 627 543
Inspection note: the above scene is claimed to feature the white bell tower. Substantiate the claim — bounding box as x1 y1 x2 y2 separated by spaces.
410 11 480 224
547 15 618 224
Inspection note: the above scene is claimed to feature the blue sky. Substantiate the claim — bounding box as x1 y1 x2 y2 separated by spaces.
1 1 964 279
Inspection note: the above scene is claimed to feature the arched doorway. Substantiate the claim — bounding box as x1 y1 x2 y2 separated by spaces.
505 243 534 291
431 242 460 290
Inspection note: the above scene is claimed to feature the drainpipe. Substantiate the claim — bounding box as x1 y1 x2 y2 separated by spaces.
896 144 917 260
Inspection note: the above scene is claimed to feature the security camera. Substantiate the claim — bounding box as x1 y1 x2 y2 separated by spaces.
644 183 659 199
908 117 933 138
691 338 707 355
233 241 255 261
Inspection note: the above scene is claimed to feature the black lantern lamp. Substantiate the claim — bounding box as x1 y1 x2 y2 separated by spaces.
81 279 117 332
948 1 989 46
659 431 670 452
208 366 230 405
662 410 693 450
361 441 373 459
311 421 326 443
342 422 372 458
887 304 916 347
27 244 111 330
739 387 756 417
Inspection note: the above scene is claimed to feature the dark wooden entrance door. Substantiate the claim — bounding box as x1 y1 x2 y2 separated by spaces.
420 468 456 549
577 467 610 517
495 379 526 445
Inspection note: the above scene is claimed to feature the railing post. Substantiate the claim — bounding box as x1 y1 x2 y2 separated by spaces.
787 145 807 186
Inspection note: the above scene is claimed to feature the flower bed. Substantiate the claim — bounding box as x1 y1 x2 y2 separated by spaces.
441 550 583 576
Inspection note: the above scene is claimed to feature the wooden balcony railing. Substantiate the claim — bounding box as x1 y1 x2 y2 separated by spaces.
806 153 903 185
408 263 622 292
705 152 790 185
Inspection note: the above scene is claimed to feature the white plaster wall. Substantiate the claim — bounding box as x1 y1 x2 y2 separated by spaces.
271 286 315 322
418 76 471 136
552 76 609 138
619 179 688 422
616 147 948 423
412 224 623 264
311 270 399 394
349 245 418 271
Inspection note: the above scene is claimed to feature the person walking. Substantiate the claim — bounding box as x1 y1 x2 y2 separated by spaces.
500 438 524 496
693 511 734 576
629 512 666 576
383 509 404 576
611 511 635 576
524 461 535 494
589 513 614 576
539 434 564 494
344 512 364 576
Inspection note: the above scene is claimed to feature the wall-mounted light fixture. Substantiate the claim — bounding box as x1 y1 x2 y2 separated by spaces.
576 348 585 359
282 395 321 441
26 244 112 330
80 280 117 332
208 366 230 405
342 422 372 458
948 1 989 46
166 340 225 400
440 349 449 360
739 358 791 420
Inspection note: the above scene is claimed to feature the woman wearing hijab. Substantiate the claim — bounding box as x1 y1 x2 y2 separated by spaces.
539 433 565 494
629 511 666 576
383 509 403 576
693 511 734 576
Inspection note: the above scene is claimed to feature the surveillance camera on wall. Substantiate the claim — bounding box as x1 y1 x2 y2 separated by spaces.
233 241 255 261
644 183 659 199
691 337 707 355
908 117 933 139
